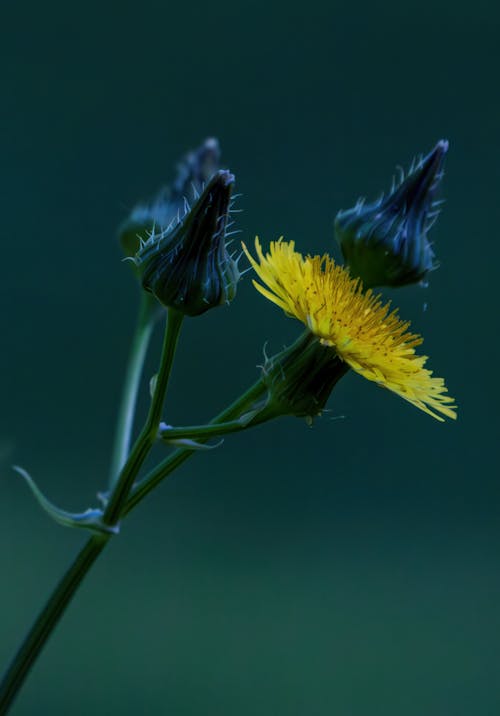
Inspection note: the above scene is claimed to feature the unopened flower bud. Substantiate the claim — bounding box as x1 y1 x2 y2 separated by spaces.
118 137 221 258
335 140 448 288
133 169 240 316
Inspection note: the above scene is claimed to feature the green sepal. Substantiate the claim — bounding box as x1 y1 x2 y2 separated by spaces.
239 332 350 425
14 466 119 536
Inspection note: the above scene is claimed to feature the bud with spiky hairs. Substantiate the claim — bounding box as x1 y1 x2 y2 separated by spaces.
118 137 221 258
335 140 448 289
132 169 240 317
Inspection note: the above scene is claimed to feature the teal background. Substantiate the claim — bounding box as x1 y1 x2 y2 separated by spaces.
1 1 498 714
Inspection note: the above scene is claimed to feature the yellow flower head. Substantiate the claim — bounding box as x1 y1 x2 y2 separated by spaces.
242 238 457 421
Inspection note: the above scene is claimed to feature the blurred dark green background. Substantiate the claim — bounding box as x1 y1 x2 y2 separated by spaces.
1 0 498 714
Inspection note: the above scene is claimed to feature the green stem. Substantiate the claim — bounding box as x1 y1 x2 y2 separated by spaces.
0 536 108 715
0 349 261 714
0 308 184 715
124 377 266 515
109 292 157 486
159 418 251 442
104 308 184 527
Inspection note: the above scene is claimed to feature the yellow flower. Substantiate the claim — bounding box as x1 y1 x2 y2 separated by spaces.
242 238 457 421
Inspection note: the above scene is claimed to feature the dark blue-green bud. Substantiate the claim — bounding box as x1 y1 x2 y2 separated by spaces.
133 169 240 317
118 137 220 258
335 140 448 288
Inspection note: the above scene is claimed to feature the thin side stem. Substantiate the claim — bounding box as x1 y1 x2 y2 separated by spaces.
0 536 108 715
159 418 249 442
109 293 157 486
